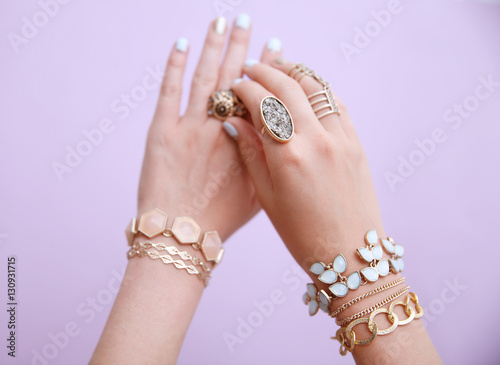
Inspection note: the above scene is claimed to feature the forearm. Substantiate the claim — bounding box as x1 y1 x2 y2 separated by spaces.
90 235 206 365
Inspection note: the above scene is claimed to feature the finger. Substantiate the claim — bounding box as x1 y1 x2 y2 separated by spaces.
217 14 252 89
269 58 350 138
260 37 282 64
153 37 190 126
185 17 228 120
242 61 322 135
222 119 274 205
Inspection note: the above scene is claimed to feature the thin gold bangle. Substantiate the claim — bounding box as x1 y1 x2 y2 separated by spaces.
330 277 406 318
336 286 410 327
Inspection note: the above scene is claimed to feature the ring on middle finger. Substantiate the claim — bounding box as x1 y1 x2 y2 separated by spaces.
260 96 294 143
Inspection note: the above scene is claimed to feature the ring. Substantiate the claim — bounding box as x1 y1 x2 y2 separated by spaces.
208 90 246 121
259 96 294 143
288 63 340 120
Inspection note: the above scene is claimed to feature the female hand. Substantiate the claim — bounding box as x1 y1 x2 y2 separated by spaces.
227 57 441 364
229 58 384 271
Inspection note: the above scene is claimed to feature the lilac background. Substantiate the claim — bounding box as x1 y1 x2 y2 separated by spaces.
1 0 500 364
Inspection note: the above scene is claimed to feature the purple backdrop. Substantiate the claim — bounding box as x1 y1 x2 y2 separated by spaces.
1 0 500 364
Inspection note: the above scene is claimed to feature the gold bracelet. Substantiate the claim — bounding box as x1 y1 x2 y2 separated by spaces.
330 277 406 318
126 209 224 265
334 292 424 356
128 241 211 275
336 286 410 327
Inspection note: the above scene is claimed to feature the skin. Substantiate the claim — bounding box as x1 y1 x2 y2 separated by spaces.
91 16 442 365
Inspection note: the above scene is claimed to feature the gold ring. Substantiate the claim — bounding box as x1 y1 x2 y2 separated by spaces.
207 90 246 121
259 96 294 143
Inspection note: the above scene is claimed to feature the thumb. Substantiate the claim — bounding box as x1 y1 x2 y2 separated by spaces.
222 118 273 204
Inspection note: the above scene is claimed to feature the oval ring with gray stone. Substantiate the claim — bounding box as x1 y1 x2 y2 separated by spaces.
259 96 294 143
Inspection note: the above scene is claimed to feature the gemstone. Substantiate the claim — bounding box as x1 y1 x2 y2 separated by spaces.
347 271 361 290
397 258 404 272
309 300 319 316
260 96 294 142
302 293 309 304
319 301 329 313
361 267 379 282
381 239 395 254
333 254 347 273
372 245 383 261
329 282 348 297
307 283 317 298
365 230 378 246
201 231 223 262
389 259 400 273
394 245 405 258
319 290 331 306
318 269 337 284
310 262 325 275
214 248 225 265
357 248 373 263
171 217 201 244
377 259 390 276
125 218 136 245
137 209 168 238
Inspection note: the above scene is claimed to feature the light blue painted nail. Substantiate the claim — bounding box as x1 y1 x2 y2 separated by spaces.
244 59 259 68
176 37 189 52
266 37 282 52
214 17 227 35
235 13 251 30
222 121 239 140
233 78 244 85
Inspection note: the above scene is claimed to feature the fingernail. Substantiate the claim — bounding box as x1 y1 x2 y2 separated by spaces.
266 37 282 52
214 17 227 35
245 59 259 68
233 78 244 85
274 57 287 65
222 121 239 140
176 37 189 53
235 13 251 30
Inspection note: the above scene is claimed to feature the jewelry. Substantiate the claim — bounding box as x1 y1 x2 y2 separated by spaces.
288 63 340 120
128 241 211 274
208 90 246 121
329 277 406 318
307 230 404 308
259 96 294 143
334 292 423 356
302 283 332 316
336 286 410 327
126 209 224 264
128 248 210 286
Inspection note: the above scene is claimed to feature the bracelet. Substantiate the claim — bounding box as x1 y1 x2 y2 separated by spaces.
334 292 423 356
336 286 410 327
129 247 205 279
329 277 406 318
128 241 211 275
304 230 404 316
126 209 224 265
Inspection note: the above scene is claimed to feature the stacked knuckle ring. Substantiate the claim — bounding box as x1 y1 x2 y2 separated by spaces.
288 63 340 120
259 96 294 143
207 89 247 121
